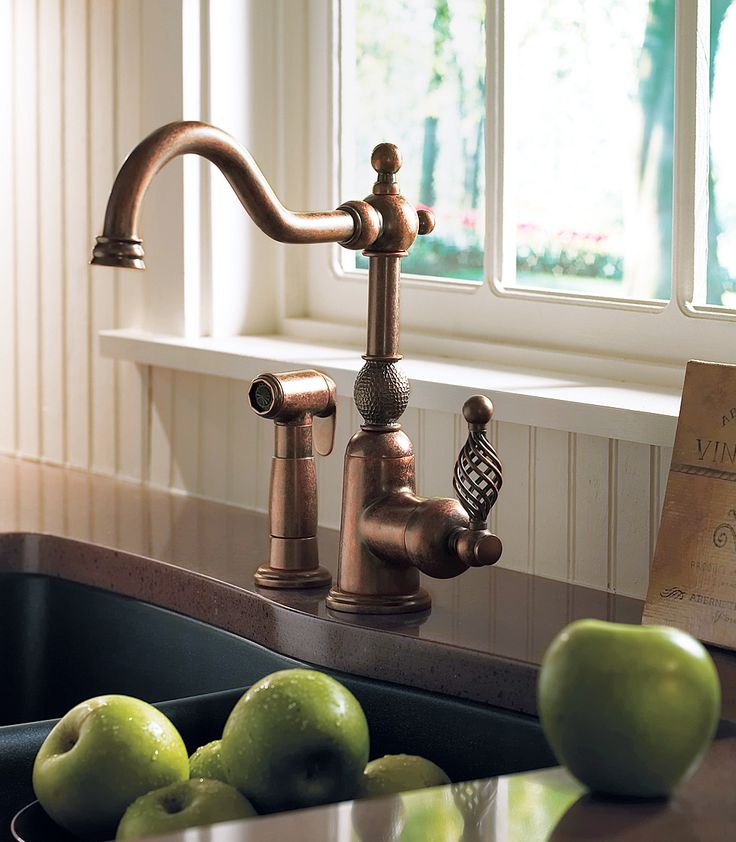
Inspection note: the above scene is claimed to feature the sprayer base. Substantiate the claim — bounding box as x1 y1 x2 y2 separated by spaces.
254 565 332 589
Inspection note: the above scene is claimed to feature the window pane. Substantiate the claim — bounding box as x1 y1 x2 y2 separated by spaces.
505 0 673 301
706 0 736 308
347 0 485 282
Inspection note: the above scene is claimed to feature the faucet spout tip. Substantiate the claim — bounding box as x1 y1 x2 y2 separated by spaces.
90 236 146 270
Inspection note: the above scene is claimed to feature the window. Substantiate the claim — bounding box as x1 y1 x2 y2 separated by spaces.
344 0 676 303
296 0 736 378
114 2 736 385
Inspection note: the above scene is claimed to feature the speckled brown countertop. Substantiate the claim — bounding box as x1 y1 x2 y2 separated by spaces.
1 454 735 840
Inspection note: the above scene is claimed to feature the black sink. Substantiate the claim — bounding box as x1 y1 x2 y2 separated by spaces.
0 573 296 726
0 573 555 840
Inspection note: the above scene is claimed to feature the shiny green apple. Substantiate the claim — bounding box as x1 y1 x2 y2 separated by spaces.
32 694 189 839
116 778 257 839
189 739 227 783
362 754 450 797
221 669 369 813
537 619 720 797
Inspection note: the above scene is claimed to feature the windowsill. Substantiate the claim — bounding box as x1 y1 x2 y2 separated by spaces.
99 329 681 447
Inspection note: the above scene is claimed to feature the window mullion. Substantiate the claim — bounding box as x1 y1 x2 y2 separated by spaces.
673 0 710 310
485 0 505 288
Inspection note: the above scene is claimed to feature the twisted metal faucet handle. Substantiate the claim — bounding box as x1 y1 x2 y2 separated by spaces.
454 396 503 526
452 396 503 567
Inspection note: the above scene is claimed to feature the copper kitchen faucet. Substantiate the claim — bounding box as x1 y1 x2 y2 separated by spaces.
92 121 503 614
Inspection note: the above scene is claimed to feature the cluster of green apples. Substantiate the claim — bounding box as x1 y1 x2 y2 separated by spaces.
32 668 451 840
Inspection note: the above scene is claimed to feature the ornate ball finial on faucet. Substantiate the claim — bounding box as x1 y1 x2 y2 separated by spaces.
361 143 435 256
462 394 495 427
371 142 402 181
368 143 435 237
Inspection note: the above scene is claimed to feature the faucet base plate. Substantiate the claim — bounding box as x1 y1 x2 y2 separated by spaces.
325 586 431 614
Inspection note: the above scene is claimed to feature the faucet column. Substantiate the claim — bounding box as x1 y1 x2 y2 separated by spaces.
327 144 436 614
366 256 401 361
328 144 502 615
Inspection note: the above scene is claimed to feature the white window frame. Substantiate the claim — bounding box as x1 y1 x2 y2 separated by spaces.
282 0 736 382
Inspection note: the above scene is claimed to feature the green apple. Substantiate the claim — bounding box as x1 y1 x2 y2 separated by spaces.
362 754 450 797
32 694 189 839
537 619 721 798
221 668 369 813
189 739 227 783
116 778 257 839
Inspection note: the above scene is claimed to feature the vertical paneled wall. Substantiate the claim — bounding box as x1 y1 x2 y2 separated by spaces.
0 0 147 480
0 0 672 600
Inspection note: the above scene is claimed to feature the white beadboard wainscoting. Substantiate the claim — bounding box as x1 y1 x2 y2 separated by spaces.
0 0 674 600
0 0 148 478
142 375 673 599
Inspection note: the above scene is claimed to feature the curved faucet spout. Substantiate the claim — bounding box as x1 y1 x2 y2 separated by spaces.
91 120 381 269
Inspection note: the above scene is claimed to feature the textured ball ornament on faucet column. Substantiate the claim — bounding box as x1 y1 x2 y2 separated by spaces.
354 361 411 429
